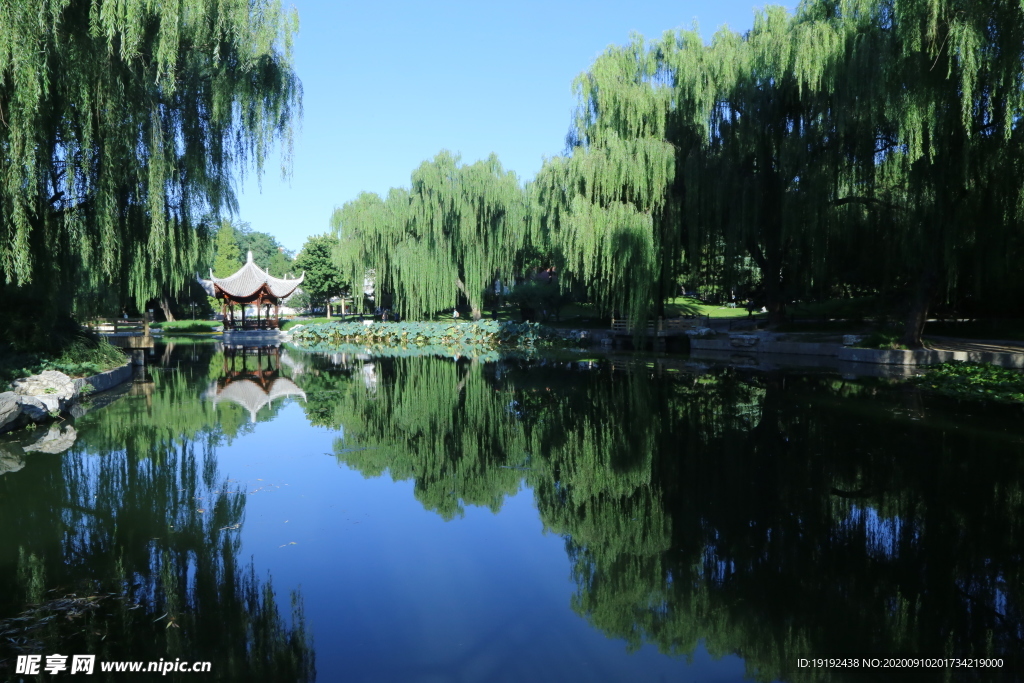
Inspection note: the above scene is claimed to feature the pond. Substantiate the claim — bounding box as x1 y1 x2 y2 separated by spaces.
1 341 1022 682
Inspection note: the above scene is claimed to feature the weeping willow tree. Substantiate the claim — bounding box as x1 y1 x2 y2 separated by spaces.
538 9 858 326
675 10 853 324
0 0 300 348
540 0 1024 340
332 152 529 321
819 0 1024 346
533 35 687 327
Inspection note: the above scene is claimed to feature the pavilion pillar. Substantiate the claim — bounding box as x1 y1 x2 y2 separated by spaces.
221 299 228 330
241 302 246 330
256 295 261 330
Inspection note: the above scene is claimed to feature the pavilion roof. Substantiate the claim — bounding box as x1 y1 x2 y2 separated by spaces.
199 251 304 300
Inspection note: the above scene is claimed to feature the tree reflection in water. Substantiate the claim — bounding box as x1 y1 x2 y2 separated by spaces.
3 341 1021 682
0 341 313 682
295 351 1023 682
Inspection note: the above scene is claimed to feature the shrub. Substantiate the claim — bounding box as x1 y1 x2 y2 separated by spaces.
0 337 126 385
855 329 907 350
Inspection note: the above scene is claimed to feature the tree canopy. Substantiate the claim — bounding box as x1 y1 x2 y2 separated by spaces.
332 151 530 321
212 221 244 278
0 0 301 347
528 0 1024 343
293 234 346 312
238 227 295 278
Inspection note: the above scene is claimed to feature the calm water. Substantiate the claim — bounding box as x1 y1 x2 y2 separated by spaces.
1 341 1022 682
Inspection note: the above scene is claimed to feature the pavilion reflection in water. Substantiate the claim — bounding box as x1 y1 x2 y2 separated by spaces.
206 344 306 422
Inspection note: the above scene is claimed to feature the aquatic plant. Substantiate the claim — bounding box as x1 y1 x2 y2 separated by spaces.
290 320 563 355
914 362 1024 404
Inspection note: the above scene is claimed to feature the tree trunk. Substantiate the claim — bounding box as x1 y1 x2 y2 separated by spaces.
763 269 785 326
160 296 176 322
455 277 482 321
900 269 937 349
747 237 786 326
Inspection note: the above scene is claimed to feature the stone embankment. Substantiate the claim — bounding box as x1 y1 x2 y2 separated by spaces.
0 362 132 436
690 331 1024 368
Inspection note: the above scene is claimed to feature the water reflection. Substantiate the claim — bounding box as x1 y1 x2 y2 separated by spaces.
2 342 1022 682
0 341 313 682
291 351 1024 681
207 345 307 423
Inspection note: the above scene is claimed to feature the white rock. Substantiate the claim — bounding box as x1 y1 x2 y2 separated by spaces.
0 392 23 433
11 370 79 412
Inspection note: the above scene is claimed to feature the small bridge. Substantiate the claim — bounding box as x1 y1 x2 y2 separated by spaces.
88 317 151 335
86 318 156 361
610 316 707 337
608 316 709 350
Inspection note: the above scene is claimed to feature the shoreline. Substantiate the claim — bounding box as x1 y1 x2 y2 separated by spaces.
0 361 133 436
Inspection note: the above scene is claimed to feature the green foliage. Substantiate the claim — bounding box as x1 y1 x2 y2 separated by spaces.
856 329 908 350
237 227 295 277
291 320 562 356
293 234 347 311
281 317 333 331
212 220 244 278
332 152 530 321
1 337 125 384
0 0 301 344
914 362 1024 403
42 339 126 378
3 345 315 681
530 1 1024 345
506 280 573 321
153 320 221 334
210 218 294 279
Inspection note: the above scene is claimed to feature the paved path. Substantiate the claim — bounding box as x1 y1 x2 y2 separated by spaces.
925 336 1024 356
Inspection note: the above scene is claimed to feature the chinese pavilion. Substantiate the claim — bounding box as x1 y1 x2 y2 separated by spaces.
199 252 304 330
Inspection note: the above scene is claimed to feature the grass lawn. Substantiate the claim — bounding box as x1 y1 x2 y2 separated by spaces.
664 297 767 320
151 320 221 334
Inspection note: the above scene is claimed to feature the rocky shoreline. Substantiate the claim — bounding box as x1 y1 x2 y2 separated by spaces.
0 362 132 476
0 362 132 435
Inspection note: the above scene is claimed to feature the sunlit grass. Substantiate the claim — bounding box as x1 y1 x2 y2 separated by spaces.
152 320 221 334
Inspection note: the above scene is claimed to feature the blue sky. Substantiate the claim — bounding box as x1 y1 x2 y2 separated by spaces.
236 1 794 254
